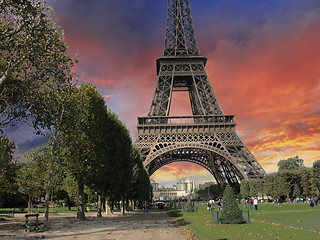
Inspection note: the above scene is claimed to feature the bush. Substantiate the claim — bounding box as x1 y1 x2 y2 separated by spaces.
219 185 246 224
17 207 25 213
184 196 194 212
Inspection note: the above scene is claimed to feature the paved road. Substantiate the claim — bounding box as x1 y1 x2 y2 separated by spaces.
0 209 187 240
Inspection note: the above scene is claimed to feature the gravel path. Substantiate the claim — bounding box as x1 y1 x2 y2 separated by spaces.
0 209 187 240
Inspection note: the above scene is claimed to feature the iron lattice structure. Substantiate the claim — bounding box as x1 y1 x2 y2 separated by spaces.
135 0 266 187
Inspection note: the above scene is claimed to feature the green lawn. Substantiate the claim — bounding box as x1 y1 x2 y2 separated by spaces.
170 203 320 240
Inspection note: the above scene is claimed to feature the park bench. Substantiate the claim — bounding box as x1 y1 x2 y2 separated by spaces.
22 213 42 231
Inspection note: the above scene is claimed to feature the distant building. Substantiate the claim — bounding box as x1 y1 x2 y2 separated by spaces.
196 181 215 190
150 178 159 192
176 178 194 192
151 178 216 201
152 178 196 201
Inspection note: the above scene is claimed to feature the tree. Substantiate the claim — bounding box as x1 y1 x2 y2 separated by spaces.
1 0 76 227
240 179 250 199
104 110 133 215
277 156 305 171
60 83 112 220
249 179 264 198
16 148 47 212
127 146 151 208
219 185 245 224
0 0 76 128
298 167 318 197
263 173 287 200
16 145 65 213
184 196 195 212
313 160 320 193
0 136 19 207
29 82 74 227
0 136 15 170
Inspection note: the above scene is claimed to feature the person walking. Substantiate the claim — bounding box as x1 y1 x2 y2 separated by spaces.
253 198 258 210
243 199 247 208
249 199 253 209
207 201 211 212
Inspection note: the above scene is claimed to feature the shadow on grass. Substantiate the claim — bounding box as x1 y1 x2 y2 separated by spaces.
166 208 190 227
170 218 190 226
166 209 183 218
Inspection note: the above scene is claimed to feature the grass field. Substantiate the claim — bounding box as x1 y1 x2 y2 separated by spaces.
169 203 320 240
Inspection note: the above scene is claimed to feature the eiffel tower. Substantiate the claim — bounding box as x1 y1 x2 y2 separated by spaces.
135 0 266 187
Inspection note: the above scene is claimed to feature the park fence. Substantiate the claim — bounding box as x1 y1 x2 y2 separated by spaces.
212 210 250 224
182 205 198 212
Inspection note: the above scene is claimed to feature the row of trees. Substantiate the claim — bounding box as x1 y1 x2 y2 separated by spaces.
240 156 320 200
0 0 152 228
196 184 223 199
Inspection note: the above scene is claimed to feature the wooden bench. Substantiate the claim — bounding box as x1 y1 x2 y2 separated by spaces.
23 213 42 231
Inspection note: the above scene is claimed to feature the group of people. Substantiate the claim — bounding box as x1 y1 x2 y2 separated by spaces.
283 196 320 207
242 198 258 210
206 199 223 212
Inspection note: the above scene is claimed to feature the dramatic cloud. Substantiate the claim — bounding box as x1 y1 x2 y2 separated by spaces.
4 0 320 186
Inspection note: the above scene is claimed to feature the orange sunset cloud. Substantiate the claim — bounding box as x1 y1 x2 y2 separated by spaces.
40 1 320 186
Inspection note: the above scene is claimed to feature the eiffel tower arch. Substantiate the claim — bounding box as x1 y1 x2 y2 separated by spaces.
135 0 266 187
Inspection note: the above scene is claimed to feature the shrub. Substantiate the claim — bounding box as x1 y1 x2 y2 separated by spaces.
185 196 194 212
219 185 246 224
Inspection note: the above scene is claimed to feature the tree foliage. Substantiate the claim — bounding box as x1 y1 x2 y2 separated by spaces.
313 160 320 192
0 136 18 207
16 148 47 202
127 146 151 204
220 185 245 224
242 156 320 200
184 195 195 212
196 184 223 199
278 156 305 171
240 179 250 199
59 83 108 220
0 0 76 128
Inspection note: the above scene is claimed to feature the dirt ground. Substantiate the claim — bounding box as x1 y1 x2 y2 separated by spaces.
0 209 188 240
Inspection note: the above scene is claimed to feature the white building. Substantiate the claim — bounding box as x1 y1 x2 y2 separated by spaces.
152 178 196 201
176 178 194 192
150 178 159 192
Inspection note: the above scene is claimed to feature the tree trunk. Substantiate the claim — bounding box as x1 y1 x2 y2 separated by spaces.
43 142 56 229
0 69 10 89
77 179 86 220
66 195 71 211
28 196 33 214
105 197 112 215
97 195 102 217
122 194 125 216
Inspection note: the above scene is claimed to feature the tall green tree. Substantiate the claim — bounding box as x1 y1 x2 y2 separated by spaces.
127 146 151 206
104 110 132 215
0 0 76 128
16 145 65 212
313 160 320 193
249 179 264 198
30 82 74 227
277 156 305 171
240 179 250 199
60 83 110 220
220 185 245 224
0 136 18 207
1 0 76 227
16 148 47 212
263 173 287 200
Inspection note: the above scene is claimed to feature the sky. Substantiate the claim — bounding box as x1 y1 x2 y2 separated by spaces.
4 0 320 187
